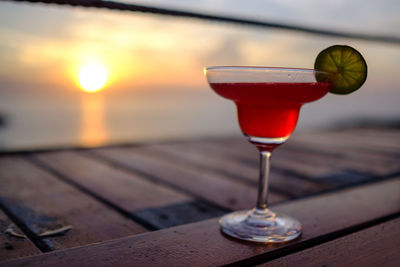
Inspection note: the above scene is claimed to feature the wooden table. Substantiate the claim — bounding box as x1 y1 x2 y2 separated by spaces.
0 127 399 266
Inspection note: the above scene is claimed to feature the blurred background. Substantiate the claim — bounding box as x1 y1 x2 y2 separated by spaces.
0 0 399 151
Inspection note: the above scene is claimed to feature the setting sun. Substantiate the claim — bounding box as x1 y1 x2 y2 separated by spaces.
78 62 108 92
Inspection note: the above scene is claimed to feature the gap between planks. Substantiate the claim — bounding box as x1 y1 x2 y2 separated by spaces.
0 209 41 261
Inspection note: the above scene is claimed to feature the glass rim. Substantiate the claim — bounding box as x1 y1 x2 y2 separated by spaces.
205 66 329 74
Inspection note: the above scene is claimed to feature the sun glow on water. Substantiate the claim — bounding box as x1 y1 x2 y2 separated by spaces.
78 62 108 93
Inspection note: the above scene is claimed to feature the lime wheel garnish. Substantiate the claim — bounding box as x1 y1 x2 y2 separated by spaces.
314 45 367 95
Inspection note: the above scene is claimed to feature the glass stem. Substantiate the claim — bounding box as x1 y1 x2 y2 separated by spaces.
256 151 271 211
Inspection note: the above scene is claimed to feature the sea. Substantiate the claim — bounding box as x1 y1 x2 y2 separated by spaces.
0 86 399 152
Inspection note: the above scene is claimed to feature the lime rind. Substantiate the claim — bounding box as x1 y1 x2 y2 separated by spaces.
314 45 367 95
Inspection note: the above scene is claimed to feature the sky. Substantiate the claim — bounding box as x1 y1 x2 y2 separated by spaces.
1 0 399 92
127 0 400 33
0 0 399 150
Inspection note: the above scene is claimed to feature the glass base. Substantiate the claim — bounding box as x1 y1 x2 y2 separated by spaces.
219 208 302 243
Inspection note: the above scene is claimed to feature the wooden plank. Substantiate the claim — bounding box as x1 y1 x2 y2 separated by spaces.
6 178 400 267
212 136 400 184
132 201 226 229
332 128 400 150
197 139 335 181
92 147 288 211
291 129 400 159
190 138 335 177
285 139 400 184
350 127 400 142
220 135 398 174
0 156 145 251
273 147 397 181
287 138 400 170
264 217 400 267
293 130 400 155
185 139 336 188
205 133 400 188
144 141 331 197
218 131 400 164
144 142 259 184
33 151 189 212
0 209 41 261
33 150 226 229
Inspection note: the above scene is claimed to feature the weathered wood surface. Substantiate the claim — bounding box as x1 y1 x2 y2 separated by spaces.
33 151 190 211
0 210 41 261
0 127 399 264
212 130 400 185
32 151 211 229
264 217 400 267
5 178 399 267
92 147 289 210
294 128 400 154
141 142 332 197
0 157 145 253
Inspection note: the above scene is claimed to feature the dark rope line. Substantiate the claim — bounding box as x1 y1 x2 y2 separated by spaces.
3 0 400 45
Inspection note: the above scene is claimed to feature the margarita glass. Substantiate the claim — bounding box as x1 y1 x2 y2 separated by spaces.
205 66 331 243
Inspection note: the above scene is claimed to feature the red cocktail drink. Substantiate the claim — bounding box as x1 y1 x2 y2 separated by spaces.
210 82 330 140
